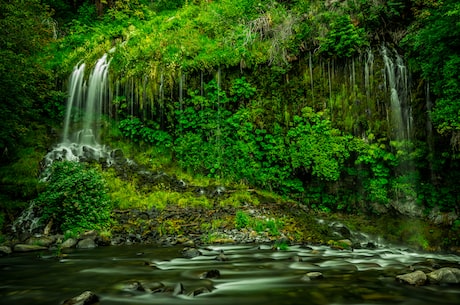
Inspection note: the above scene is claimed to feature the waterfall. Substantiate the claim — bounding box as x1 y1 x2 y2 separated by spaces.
81 54 109 144
63 62 86 142
42 54 113 173
381 46 412 141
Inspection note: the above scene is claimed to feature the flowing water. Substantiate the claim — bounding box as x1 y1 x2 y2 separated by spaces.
1 244 459 305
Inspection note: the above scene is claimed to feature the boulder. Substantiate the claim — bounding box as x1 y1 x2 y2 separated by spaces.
396 270 427 286
13 244 48 252
26 236 55 247
427 267 460 284
0 245 12 255
62 290 99 305
77 238 97 249
61 238 78 249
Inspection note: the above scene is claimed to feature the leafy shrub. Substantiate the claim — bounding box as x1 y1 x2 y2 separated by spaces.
36 161 112 233
319 15 368 58
119 118 172 147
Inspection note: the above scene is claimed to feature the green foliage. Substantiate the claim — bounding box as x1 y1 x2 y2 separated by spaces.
119 118 172 147
287 107 351 181
319 15 368 58
36 161 112 233
403 0 460 142
234 210 283 235
235 210 251 229
0 0 57 153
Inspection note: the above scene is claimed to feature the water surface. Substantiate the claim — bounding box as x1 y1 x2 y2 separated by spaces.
1 244 459 305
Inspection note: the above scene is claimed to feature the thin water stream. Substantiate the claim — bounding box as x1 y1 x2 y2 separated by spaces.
1 244 459 305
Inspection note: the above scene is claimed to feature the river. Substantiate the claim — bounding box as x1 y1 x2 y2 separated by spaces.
1 243 459 305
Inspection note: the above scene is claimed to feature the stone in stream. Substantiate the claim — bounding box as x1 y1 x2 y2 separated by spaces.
181 247 201 258
26 235 55 247
13 244 48 252
301 272 324 281
215 250 228 261
396 270 427 286
61 238 78 249
124 281 146 292
61 290 99 305
172 282 186 296
188 287 211 297
0 245 12 255
200 269 221 279
77 238 97 249
427 267 460 284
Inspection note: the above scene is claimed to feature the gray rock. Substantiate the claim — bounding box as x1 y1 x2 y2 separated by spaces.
200 269 220 279
61 238 78 249
396 270 427 286
13 244 48 252
26 236 55 247
62 290 99 305
427 267 460 284
0 245 12 255
181 247 201 258
173 282 185 296
302 272 324 281
77 238 97 249
188 287 211 297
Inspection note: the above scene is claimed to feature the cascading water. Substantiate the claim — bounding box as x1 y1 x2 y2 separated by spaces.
42 54 114 174
381 45 413 141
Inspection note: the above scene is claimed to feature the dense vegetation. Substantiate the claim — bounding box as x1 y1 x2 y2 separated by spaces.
0 0 459 240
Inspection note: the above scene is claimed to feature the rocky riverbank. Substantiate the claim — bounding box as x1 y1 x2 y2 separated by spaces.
1 198 460 257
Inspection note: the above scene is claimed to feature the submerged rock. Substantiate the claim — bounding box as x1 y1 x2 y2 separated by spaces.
61 290 99 305
396 270 427 286
427 267 460 284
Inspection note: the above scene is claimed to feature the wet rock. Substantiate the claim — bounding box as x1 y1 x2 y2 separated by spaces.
215 250 228 261
427 267 460 284
172 282 185 296
200 269 221 279
0 245 12 255
291 255 302 262
302 272 324 281
365 242 377 249
188 287 211 297
329 222 352 239
396 270 427 286
13 244 48 252
125 281 145 292
80 230 98 239
61 290 99 305
77 238 97 249
26 235 55 247
61 238 78 249
181 247 201 258
150 283 168 294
